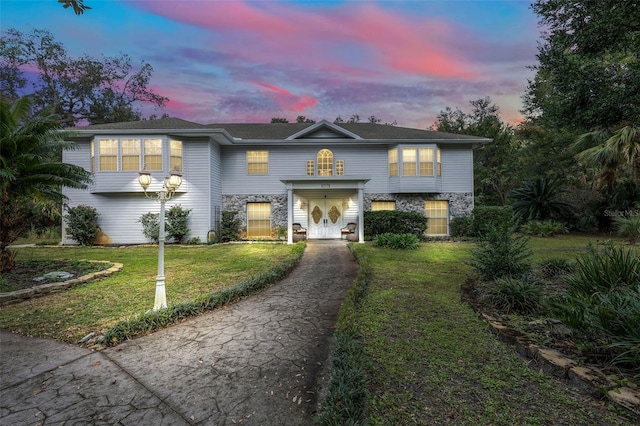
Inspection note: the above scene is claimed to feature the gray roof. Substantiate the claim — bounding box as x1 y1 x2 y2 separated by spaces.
73 117 489 143
74 117 207 130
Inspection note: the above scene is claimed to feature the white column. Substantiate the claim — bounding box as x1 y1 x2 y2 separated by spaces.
358 186 364 243
154 191 168 310
287 188 293 244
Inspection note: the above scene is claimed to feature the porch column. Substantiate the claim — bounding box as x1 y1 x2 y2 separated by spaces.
287 188 293 244
357 186 364 243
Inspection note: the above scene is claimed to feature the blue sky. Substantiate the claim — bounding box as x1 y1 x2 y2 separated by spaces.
1 0 541 128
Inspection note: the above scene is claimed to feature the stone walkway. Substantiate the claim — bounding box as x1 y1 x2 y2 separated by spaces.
0 240 358 425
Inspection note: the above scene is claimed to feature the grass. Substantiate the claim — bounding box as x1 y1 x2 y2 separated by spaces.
321 236 636 425
0 243 302 342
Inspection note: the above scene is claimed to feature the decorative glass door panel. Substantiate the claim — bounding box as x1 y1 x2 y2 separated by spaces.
308 200 342 238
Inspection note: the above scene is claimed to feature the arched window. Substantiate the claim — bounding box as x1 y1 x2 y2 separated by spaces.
317 149 333 176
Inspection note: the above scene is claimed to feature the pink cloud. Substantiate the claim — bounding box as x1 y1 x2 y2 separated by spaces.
255 82 318 112
127 0 477 80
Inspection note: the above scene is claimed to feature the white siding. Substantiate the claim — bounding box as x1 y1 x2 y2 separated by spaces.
440 146 473 192
62 139 219 244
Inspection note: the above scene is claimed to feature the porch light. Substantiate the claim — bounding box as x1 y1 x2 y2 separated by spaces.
137 170 183 310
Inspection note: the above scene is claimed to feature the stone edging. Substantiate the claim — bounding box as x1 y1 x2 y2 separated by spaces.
0 261 123 306
460 280 639 416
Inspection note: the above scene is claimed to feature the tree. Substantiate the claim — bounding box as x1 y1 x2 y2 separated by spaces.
295 115 315 123
523 0 640 131
432 98 525 205
0 96 92 272
0 28 167 126
59 0 91 15
270 117 289 123
575 125 640 185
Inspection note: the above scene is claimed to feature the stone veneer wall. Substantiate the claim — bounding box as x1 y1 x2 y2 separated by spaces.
363 193 474 217
223 192 473 232
223 194 288 231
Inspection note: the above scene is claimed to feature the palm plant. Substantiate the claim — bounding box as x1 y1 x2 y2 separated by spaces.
574 124 640 188
0 96 92 272
509 177 572 221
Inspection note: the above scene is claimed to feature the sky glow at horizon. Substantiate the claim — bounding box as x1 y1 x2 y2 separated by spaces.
1 0 541 129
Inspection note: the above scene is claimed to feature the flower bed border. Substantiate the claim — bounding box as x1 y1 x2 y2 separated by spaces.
0 261 123 306
461 279 640 416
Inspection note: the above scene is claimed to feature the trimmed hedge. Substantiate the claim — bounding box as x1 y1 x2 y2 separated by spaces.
364 210 427 239
318 245 370 425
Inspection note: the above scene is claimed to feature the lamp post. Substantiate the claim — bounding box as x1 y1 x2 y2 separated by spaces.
138 170 183 310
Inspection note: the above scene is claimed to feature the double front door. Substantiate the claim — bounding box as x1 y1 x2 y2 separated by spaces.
308 199 342 239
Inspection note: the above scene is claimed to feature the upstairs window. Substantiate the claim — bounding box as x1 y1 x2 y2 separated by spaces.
247 150 268 175
336 160 344 176
419 148 434 176
388 149 398 177
98 139 118 171
317 149 333 176
306 160 315 176
121 139 141 171
402 148 417 176
90 141 95 173
170 140 183 172
144 139 163 171
437 149 441 176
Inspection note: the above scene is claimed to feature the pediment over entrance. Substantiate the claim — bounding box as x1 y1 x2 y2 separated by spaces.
286 120 363 140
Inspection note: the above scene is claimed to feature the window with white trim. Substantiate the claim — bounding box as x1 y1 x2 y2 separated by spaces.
247 151 268 175
247 202 271 238
388 149 398 177
170 140 183 172
419 148 434 176
317 149 333 176
402 148 417 176
98 139 118 171
425 200 448 235
121 139 141 171
143 139 163 171
336 160 344 176
371 201 395 211
90 141 95 173
437 149 441 176
306 160 315 176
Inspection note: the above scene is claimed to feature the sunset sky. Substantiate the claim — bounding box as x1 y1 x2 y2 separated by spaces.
2 0 541 128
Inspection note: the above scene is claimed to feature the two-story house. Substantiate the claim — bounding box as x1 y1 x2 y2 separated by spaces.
61 118 490 244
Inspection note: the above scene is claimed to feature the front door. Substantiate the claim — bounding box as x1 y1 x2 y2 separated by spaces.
308 199 342 239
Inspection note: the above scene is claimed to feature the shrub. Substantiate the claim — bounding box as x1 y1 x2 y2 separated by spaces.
64 205 100 246
509 177 572 221
471 205 515 237
615 214 640 245
469 225 532 281
138 212 160 243
520 220 568 237
372 233 420 250
537 258 574 279
186 237 201 245
363 210 427 239
449 216 474 238
482 277 543 315
220 210 241 242
547 244 640 370
166 204 191 243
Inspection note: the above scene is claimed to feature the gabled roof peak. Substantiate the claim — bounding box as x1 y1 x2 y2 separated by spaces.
286 119 363 140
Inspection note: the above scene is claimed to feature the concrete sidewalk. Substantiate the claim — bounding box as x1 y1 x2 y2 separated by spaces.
0 240 358 425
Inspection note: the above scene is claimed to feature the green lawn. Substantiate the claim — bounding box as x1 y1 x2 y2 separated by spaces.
0 243 300 342
347 236 635 425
